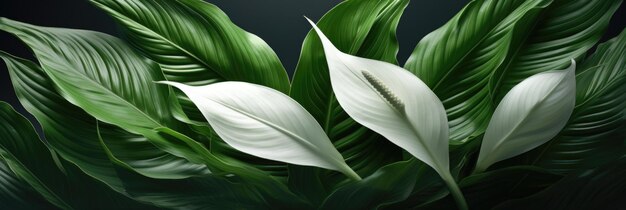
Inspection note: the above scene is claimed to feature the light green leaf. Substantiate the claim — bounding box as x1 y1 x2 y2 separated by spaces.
161 81 360 181
307 17 466 209
476 61 576 172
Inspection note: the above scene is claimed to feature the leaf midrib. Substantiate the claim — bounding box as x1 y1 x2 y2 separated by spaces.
91 0 229 81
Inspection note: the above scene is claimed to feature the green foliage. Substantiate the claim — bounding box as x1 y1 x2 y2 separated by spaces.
0 0 624 209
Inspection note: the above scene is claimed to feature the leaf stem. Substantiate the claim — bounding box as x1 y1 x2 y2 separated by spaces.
442 172 468 210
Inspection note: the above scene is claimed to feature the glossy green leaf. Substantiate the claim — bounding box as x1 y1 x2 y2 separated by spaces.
476 61 576 172
405 0 620 145
1 51 303 208
289 0 408 200
505 28 626 174
489 0 622 102
0 18 184 138
90 0 292 176
161 81 360 181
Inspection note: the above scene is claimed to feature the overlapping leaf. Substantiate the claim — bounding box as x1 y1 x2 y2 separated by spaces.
90 0 292 176
289 0 408 197
1 51 303 208
405 0 620 144
0 159 52 209
0 100 153 209
506 28 626 174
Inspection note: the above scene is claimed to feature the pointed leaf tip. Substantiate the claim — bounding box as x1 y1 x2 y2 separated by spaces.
173 81 361 180
476 59 577 172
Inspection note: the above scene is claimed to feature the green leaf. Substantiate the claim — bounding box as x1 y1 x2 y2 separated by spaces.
489 0 622 102
0 101 154 209
289 0 408 201
495 156 626 209
90 0 292 176
0 159 53 210
476 61 576 172
419 166 561 210
405 0 620 144
502 28 626 174
161 81 360 180
0 18 182 137
1 51 303 208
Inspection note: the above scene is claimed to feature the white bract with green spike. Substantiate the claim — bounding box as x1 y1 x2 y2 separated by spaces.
476 60 577 172
160 81 361 180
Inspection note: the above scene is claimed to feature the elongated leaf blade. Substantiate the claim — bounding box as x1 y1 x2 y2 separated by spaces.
0 18 180 136
0 159 53 209
405 0 620 145
476 61 576 172
307 18 449 177
1 52 300 208
89 0 292 175
0 100 154 209
90 0 289 119
490 0 622 102
162 81 360 180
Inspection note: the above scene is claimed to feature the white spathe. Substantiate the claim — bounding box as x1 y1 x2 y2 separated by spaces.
305 18 450 177
160 81 360 180
476 60 577 172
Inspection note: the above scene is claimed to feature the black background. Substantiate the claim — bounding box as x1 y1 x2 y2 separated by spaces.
1 0 625 119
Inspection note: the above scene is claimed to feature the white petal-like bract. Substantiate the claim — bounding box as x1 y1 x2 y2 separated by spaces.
476 60 577 172
161 81 360 180
306 18 450 177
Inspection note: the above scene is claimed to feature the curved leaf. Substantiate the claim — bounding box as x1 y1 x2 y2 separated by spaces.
476 61 576 172
0 18 181 137
0 159 53 210
308 18 467 209
490 0 622 102
405 0 620 145
162 81 360 181
289 0 408 190
308 17 448 179
1 51 301 208
506 28 626 173
405 0 551 144
90 0 292 176
0 100 154 209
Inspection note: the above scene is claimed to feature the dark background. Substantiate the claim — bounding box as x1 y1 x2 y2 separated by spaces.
1 0 625 120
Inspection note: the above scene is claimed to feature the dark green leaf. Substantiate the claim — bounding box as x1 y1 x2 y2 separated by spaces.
288 0 408 203
495 156 626 210
0 159 53 210
0 101 153 209
419 166 561 210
